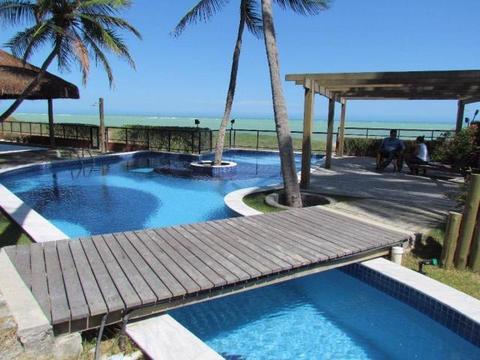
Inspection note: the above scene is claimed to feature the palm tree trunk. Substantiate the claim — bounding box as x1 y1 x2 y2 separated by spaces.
0 47 58 122
213 2 246 165
261 0 302 207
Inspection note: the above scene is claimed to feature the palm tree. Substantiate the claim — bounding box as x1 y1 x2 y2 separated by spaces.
174 0 262 166
174 0 328 168
261 0 328 207
0 0 141 122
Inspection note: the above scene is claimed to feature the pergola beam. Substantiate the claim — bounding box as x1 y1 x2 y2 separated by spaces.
325 98 335 169
337 98 347 157
456 100 465 133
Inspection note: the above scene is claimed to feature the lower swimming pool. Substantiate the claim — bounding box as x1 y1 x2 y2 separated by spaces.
0 150 319 238
171 269 480 360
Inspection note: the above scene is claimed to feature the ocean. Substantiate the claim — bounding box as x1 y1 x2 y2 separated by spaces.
11 113 453 132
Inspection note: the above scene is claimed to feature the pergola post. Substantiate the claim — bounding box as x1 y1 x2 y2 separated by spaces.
337 98 347 157
325 98 335 169
99 97 105 153
48 98 55 148
456 100 465 133
300 80 315 189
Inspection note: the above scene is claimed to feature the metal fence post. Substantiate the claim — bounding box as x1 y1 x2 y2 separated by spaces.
210 131 213 152
366 128 369 139
191 131 195 153
125 128 128 147
198 131 202 154
147 128 150 149
256 130 260 150
168 131 171 151
233 129 237 148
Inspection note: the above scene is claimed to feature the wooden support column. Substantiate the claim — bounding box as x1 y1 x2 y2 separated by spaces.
48 98 55 148
325 98 335 169
300 80 315 189
456 100 465 133
337 98 347 157
99 97 105 153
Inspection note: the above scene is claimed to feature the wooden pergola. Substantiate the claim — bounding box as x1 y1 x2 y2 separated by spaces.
0 49 79 147
286 70 480 188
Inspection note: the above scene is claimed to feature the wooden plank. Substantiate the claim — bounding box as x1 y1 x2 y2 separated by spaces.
102 233 157 306
222 218 314 265
233 216 326 263
56 241 89 321
456 100 465 133
122 231 186 298
274 210 369 252
193 221 274 275
204 221 279 274
80 238 124 313
43 242 71 325
112 232 173 300
91 235 142 308
188 223 262 279
300 207 399 244
14 245 31 289
30 244 51 321
69 240 107 317
150 229 217 290
171 226 240 283
132 230 201 294
249 212 350 256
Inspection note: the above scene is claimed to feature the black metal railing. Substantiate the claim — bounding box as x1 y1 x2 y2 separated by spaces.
0 120 99 148
0 119 456 154
342 126 454 141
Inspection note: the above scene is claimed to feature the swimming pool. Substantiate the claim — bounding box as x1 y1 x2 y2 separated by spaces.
0 150 320 238
171 269 480 360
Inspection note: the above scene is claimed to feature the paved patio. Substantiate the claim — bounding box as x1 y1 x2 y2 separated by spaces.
310 157 462 234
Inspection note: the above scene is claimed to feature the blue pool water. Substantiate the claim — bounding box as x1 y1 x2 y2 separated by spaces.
171 270 480 360
0 150 319 238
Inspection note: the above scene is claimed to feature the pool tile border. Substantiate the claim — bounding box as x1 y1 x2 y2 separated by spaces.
343 258 480 347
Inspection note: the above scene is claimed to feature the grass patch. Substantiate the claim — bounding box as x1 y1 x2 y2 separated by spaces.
80 326 140 359
243 191 282 214
402 226 480 300
0 211 32 247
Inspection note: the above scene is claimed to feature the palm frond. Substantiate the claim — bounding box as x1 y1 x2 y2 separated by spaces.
172 0 229 37
243 0 262 38
80 26 114 86
79 12 141 39
5 22 50 60
274 0 329 16
0 0 37 26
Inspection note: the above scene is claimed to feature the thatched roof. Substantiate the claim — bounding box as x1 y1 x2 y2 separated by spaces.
0 49 79 100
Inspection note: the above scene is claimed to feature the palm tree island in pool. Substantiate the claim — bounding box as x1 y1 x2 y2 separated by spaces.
174 0 329 207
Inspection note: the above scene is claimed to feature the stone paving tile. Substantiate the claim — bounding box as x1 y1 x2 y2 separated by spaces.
309 157 462 233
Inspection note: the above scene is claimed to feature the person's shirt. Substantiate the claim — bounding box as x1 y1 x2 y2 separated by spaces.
380 137 405 153
416 143 429 162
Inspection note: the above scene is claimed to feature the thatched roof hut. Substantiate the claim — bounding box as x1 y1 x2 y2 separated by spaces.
0 49 79 100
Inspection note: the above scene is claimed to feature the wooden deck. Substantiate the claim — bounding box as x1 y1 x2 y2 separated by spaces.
5 206 409 334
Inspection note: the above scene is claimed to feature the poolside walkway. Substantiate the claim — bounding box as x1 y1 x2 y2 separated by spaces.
3 205 409 334
309 157 462 233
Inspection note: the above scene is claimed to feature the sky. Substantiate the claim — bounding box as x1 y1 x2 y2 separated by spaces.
1 0 479 123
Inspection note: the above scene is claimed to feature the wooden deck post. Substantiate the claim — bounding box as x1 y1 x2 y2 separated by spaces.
325 98 335 169
456 100 465 133
48 99 55 148
455 174 480 270
337 98 347 157
99 98 105 153
300 80 315 189
470 222 480 272
440 211 462 269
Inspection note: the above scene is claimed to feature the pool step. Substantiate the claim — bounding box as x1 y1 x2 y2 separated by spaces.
126 314 224 360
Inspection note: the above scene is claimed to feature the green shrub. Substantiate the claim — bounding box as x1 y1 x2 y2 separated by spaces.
342 137 443 158
431 128 478 170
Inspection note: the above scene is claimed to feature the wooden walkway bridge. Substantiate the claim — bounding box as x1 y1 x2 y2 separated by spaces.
4 206 409 334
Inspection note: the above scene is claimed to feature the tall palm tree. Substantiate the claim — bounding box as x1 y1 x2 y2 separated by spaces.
174 0 328 168
0 0 141 122
174 0 262 166
261 0 328 207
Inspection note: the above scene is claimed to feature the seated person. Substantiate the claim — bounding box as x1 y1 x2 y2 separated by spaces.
376 129 405 171
407 136 430 174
